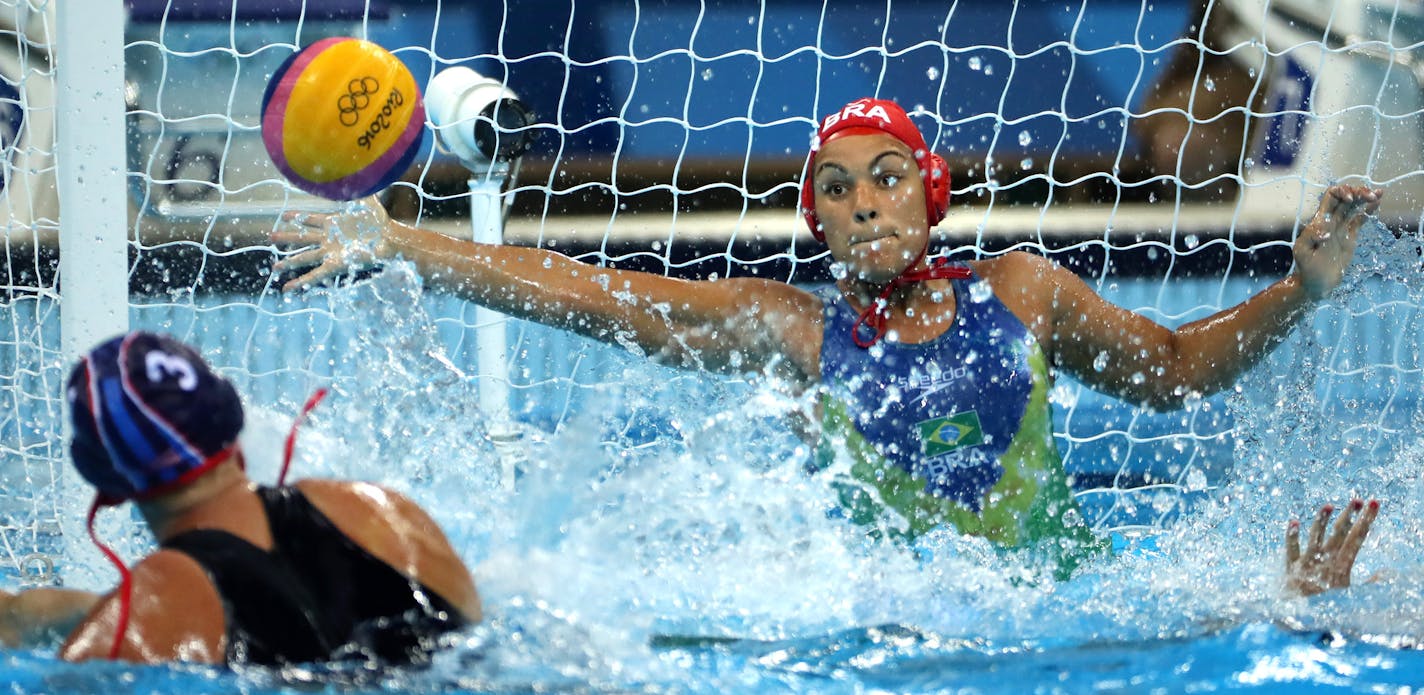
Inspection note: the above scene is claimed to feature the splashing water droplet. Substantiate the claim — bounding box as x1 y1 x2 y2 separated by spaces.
968 56 982 71
926 66 940 80
1092 351 1109 372
1018 131 1032 147
969 280 992 303
1186 468 1208 491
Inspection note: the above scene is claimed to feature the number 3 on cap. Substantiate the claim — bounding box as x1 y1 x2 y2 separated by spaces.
145 351 198 391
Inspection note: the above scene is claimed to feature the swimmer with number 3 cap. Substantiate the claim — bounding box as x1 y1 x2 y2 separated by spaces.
0 331 479 665
273 96 1384 578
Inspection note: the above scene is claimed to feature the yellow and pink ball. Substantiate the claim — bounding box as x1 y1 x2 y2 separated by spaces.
261 37 425 201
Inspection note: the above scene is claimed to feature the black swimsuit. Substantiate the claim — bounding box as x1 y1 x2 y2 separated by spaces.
161 485 468 666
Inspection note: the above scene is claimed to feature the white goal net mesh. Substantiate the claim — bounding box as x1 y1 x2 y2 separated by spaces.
0 0 1421 581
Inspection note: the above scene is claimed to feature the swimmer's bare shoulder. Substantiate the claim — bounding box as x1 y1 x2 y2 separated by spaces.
966 251 1063 346
719 276 826 384
293 479 482 622
60 550 226 663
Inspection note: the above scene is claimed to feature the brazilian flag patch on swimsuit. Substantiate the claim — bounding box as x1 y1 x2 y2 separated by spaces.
918 411 984 456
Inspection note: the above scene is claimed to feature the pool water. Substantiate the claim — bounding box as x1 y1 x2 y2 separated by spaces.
3 223 1423 693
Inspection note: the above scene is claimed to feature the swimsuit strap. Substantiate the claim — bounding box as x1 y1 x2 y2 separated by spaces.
851 258 973 348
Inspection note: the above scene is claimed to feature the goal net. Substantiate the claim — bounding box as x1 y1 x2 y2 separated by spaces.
0 0 1421 582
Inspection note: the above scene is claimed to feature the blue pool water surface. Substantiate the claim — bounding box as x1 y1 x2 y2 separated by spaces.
2 223 1423 693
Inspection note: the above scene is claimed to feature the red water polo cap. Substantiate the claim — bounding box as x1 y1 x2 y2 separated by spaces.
799 98 950 241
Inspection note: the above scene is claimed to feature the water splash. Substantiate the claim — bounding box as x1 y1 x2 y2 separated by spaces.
289 264 503 516
1225 219 1424 524
1153 218 1424 637
455 218 1424 677
39 218 1424 690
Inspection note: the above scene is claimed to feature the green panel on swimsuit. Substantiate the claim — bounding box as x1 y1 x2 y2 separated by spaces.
819 347 1107 578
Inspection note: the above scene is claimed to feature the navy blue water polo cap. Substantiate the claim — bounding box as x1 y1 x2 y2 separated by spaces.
66 331 244 502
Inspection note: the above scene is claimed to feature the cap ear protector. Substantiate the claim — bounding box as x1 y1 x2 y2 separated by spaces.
923 152 951 228
799 98 952 242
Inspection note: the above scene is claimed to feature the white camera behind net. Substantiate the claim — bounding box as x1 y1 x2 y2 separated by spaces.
424 66 536 172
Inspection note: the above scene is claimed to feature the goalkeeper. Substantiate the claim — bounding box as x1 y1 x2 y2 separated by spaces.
273 97 1381 576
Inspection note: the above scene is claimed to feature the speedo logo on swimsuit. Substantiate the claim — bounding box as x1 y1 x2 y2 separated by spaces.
917 411 984 457
907 365 970 403
822 100 893 129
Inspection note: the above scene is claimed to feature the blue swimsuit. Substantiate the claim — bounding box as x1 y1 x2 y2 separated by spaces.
814 266 1095 553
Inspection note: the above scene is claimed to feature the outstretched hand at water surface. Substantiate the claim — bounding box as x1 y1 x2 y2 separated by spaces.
271 195 395 291
1284 499 1379 598
0 586 101 648
1294 184 1383 300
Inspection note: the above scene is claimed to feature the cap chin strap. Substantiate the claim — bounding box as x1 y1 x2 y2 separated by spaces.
850 243 971 349
85 441 239 660
278 387 329 487
87 387 330 660
85 496 131 660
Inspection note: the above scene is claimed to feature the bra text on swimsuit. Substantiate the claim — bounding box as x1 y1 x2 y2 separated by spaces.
822 100 892 129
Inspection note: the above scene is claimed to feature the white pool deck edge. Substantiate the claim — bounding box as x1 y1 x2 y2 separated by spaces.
424 201 1318 247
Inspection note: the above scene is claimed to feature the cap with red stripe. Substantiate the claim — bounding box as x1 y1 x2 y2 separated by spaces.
799 98 951 242
66 332 244 503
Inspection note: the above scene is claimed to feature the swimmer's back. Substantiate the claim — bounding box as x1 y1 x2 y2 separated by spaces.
294 479 482 622
61 481 479 664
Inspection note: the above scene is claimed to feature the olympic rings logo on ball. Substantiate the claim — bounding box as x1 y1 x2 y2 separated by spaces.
337 76 380 127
